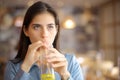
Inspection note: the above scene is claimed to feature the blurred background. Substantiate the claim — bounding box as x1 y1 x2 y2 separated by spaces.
0 0 120 80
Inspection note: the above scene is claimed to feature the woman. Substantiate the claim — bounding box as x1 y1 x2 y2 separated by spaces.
4 1 84 80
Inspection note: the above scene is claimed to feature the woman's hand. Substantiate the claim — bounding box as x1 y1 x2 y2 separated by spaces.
21 41 43 73
46 48 70 79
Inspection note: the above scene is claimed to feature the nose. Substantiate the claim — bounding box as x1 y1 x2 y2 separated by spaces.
41 27 49 38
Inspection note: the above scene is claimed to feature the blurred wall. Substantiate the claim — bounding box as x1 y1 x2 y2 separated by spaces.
98 0 120 66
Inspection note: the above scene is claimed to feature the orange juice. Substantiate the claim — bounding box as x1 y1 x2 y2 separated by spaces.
41 74 55 80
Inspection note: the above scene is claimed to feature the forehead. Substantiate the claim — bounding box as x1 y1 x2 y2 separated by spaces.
31 12 55 24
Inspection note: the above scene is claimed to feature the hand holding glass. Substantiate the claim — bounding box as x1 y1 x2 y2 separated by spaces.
39 50 55 80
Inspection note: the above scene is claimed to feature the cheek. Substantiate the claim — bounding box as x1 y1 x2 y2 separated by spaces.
51 31 57 41
29 34 40 43
53 32 57 39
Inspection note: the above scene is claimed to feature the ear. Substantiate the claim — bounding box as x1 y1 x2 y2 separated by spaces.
23 26 29 37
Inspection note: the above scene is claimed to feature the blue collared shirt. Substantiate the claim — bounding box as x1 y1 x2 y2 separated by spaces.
4 54 84 80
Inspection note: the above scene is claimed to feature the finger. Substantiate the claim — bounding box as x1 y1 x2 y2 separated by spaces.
48 48 58 53
47 48 64 57
36 60 41 66
46 53 65 60
31 41 42 47
47 56 66 63
29 41 43 52
52 61 67 67
35 51 41 58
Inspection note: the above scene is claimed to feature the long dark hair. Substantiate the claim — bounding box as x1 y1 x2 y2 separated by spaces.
13 1 60 63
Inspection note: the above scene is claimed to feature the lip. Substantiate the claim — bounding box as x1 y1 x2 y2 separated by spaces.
42 40 49 45
42 40 47 43
41 40 53 48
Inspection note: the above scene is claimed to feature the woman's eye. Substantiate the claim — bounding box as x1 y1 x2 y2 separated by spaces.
33 25 40 30
48 25 56 30
48 25 54 28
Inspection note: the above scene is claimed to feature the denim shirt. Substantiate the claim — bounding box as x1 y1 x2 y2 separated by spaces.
4 54 84 80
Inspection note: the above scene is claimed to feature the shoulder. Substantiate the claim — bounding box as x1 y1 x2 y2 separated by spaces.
64 53 74 58
64 53 80 67
64 53 78 62
5 60 22 72
64 54 84 80
6 60 22 66
64 53 81 70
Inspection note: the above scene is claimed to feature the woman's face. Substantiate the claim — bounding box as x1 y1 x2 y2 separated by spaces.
24 12 57 46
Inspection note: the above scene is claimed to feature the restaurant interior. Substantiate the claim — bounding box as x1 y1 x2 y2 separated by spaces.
0 0 120 80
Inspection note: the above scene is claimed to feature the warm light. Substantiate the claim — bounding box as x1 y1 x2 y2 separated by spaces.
27 1 34 7
111 67 119 77
79 8 93 26
63 19 76 29
78 57 85 64
99 61 114 71
14 16 23 27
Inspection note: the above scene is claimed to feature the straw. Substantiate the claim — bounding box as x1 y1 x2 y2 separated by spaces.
45 49 51 74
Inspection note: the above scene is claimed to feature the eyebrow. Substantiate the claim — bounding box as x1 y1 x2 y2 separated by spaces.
32 23 55 26
32 24 41 26
48 23 55 26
